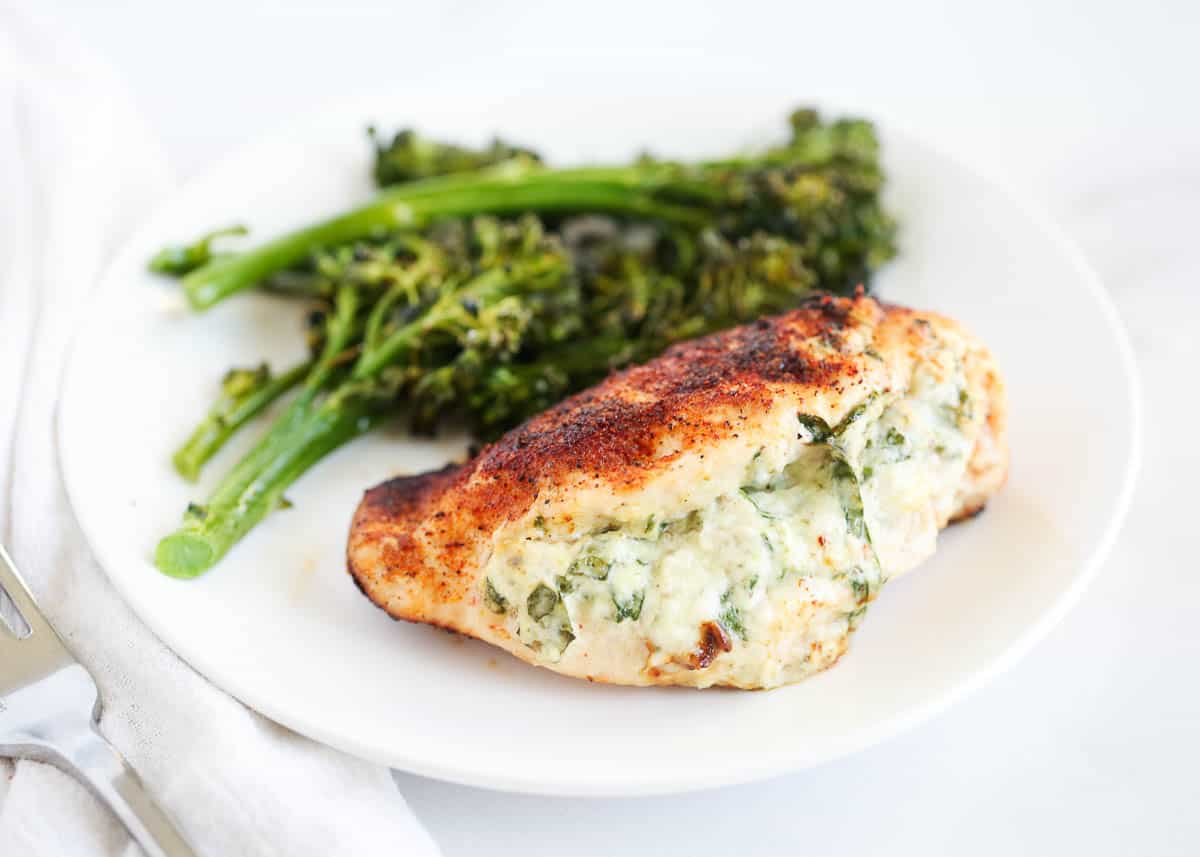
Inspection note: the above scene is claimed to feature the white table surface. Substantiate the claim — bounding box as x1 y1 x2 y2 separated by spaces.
53 1 1199 853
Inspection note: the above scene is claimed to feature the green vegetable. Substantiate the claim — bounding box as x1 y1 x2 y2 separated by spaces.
613 590 645 622
174 172 697 311
370 127 542 186
527 583 559 621
942 388 972 427
739 486 777 519
172 362 312 481
831 455 870 543
568 554 610 580
719 590 747 639
797 396 874 445
149 225 248 276
458 229 828 438
843 567 880 606
170 110 895 311
484 579 509 614
152 108 898 577
156 220 574 577
828 451 884 609
835 398 872 434
525 582 575 656
796 414 832 443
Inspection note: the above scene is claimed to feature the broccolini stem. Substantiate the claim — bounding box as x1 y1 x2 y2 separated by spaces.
306 283 363 391
171 283 363 482
172 360 312 482
157 284 371 574
149 225 248 276
155 396 385 578
155 255 563 578
180 171 709 310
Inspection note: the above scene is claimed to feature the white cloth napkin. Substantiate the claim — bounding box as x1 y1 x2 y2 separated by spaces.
0 8 440 856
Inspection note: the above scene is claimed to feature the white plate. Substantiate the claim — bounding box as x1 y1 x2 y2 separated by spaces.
59 94 1139 796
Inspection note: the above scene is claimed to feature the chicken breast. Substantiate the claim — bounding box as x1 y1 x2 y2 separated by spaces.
348 293 1008 689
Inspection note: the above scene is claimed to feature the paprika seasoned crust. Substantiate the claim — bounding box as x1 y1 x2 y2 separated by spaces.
348 294 1008 689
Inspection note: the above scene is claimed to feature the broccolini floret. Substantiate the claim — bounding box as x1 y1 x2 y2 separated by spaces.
369 127 543 186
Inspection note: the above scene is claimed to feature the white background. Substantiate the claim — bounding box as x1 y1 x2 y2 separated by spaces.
50 1 1199 854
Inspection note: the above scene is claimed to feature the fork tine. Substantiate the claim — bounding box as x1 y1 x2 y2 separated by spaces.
0 543 57 642
0 542 80 705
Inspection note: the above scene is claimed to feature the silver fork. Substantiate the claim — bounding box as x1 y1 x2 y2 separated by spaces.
0 544 199 857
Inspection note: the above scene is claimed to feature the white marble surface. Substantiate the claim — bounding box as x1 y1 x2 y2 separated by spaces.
50 1 1200 853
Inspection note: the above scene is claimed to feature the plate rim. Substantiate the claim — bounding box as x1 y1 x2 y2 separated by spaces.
57 97 1142 796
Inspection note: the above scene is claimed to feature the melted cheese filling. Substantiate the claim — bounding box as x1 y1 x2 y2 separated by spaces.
480 343 974 687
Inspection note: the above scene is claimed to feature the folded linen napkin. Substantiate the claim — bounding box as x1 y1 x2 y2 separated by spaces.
0 8 439 855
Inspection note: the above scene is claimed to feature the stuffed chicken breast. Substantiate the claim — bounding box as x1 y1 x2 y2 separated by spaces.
348 293 1007 689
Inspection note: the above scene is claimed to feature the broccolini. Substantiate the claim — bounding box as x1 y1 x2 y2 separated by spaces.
151 108 898 578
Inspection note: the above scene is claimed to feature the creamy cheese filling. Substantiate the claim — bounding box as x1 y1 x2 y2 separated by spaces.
480 334 975 685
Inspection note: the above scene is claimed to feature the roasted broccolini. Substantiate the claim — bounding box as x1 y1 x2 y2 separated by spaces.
151 108 898 578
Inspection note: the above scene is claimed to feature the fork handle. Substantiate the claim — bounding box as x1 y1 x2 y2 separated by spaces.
54 724 201 857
